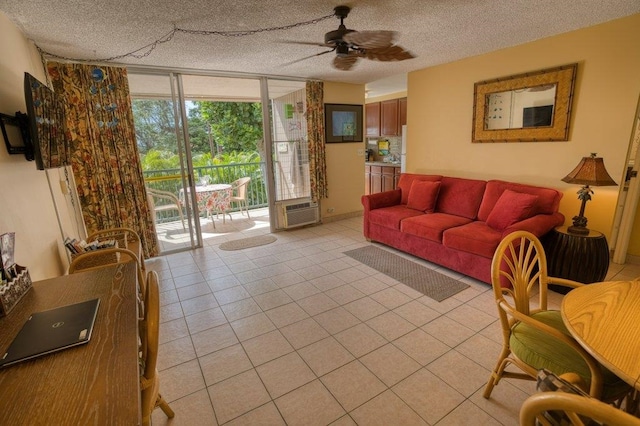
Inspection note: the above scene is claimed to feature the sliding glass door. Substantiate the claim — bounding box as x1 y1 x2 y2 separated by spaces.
128 71 200 253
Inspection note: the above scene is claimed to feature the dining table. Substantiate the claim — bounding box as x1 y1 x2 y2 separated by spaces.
561 279 640 391
0 262 140 424
180 184 232 226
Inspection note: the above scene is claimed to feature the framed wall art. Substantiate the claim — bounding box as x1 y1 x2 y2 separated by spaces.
325 103 363 143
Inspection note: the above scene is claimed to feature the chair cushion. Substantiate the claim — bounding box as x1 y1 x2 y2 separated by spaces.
486 189 538 230
510 310 628 401
406 180 441 212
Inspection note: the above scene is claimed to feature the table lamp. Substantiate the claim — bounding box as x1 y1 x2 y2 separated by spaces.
562 153 617 235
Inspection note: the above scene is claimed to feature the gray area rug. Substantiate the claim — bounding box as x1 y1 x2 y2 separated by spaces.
219 235 277 251
344 245 470 302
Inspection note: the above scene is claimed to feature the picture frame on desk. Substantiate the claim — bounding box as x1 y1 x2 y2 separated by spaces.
325 103 363 143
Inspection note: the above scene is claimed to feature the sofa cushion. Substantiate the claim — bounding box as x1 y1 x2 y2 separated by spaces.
401 213 472 243
478 180 563 221
369 205 425 230
435 177 487 219
397 173 442 205
442 222 502 259
486 189 539 231
407 180 441 212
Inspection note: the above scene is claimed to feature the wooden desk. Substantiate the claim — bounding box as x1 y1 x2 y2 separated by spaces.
562 280 640 391
0 263 140 424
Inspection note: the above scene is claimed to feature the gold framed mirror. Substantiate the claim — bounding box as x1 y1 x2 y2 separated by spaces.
472 63 578 143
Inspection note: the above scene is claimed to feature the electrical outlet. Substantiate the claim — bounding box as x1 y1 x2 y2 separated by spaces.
327 207 335 213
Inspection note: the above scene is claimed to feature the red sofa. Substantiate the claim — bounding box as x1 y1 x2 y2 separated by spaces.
361 173 565 284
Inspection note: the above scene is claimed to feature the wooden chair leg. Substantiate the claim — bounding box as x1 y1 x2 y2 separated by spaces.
157 394 175 418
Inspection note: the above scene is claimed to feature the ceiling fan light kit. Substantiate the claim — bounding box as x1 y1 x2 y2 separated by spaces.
290 5 415 71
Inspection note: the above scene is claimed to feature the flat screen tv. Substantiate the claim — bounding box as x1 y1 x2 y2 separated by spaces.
522 105 554 128
23 73 67 170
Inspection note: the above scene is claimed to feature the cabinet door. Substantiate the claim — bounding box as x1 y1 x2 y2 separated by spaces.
370 166 383 194
365 103 381 137
381 167 396 192
394 167 401 189
381 99 399 136
364 165 371 195
398 97 407 130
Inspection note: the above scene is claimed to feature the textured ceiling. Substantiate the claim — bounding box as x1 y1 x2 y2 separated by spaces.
1 1 639 97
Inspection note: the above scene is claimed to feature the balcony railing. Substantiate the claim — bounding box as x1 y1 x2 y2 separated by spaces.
144 162 268 223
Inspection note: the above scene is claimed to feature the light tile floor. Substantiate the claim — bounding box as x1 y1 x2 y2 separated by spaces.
148 216 640 425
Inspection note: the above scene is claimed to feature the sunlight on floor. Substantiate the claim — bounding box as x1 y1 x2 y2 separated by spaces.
155 208 271 253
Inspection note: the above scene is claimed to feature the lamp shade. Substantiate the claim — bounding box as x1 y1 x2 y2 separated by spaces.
562 153 617 187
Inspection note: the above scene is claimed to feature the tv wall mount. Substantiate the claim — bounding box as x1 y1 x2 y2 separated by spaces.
0 111 34 161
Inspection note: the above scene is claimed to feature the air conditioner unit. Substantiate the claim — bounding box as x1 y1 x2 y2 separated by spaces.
280 200 319 229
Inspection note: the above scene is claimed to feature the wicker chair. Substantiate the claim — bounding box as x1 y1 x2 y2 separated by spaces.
230 177 251 219
140 270 174 426
147 188 186 230
69 247 146 299
520 392 640 425
483 231 629 402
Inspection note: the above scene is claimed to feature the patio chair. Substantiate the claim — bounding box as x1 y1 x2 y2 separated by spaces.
147 188 185 230
230 177 251 219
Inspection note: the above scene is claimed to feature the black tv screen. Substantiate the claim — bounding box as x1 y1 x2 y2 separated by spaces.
523 105 554 128
23 72 67 170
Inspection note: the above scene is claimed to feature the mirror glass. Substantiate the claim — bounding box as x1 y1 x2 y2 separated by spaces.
472 64 577 143
485 84 556 130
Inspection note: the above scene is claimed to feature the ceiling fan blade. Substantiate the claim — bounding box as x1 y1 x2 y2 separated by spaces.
364 45 415 62
333 54 360 71
280 40 331 48
343 30 396 49
284 49 335 66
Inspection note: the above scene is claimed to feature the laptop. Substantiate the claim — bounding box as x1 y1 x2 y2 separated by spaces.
0 298 100 368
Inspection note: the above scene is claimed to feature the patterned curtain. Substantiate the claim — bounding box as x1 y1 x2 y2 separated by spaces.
305 81 328 201
48 62 159 258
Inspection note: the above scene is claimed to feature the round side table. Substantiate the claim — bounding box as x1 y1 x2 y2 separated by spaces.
543 226 609 294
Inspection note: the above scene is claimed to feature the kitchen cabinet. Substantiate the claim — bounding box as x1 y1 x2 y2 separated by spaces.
365 102 381 137
366 97 407 137
365 164 401 195
399 97 407 128
381 99 399 136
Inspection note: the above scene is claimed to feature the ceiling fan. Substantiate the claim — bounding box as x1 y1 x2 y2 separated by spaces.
286 5 415 71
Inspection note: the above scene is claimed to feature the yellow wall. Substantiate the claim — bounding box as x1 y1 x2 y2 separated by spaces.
407 14 640 251
322 82 366 220
0 12 68 279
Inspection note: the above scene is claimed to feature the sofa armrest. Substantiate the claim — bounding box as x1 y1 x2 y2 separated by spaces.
361 189 402 239
502 212 565 238
361 189 402 212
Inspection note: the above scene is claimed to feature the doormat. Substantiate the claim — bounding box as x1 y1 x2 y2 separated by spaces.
344 245 469 302
219 235 277 251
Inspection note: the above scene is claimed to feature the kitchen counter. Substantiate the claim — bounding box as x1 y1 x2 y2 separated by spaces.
365 161 401 167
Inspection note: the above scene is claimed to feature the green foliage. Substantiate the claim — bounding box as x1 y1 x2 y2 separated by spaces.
132 100 177 153
196 101 263 152
133 99 263 156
